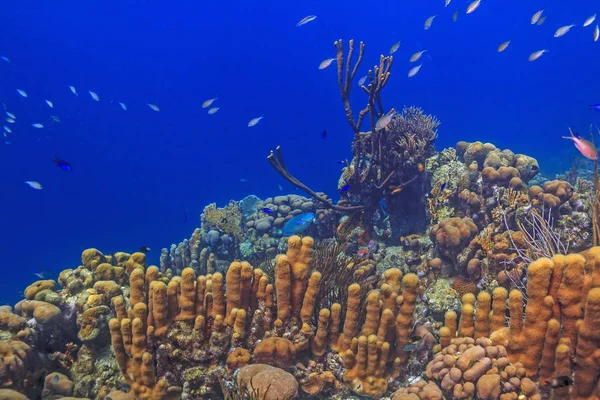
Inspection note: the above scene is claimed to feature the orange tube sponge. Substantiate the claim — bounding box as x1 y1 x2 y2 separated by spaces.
151 281 169 337
557 254 585 348
120 318 132 355
538 318 560 385
519 258 554 375
129 268 146 318
573 287 600 398
167 280 179 320
342 335 389 398
311 308 330 356
329 303 342 346
300 271 321 324
474 292 491 339
289 236 313 318
336 283 361 352
361 291 381 337
395 273 419 365
377 308 395 344
490 287 507 333
211 272 226 318
130 317 146 358
225 262 242 318
233 309 246 338
253 337 297 369
109 318 127 373
552 338 571 400
112 296 127 323
125 252 146 274
458 303 475 338
176 268 196 321
239 262 253 311
275 255 292 323
548 255 565 319
445 310 458 339
195 276 206 316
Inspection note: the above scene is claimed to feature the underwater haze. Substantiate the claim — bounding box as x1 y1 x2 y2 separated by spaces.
0 0 599 305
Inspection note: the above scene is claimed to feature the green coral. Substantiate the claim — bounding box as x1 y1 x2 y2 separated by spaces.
426 278 461 314
201 200 243 242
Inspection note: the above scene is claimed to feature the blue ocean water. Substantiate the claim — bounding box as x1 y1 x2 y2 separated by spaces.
0 0 598 304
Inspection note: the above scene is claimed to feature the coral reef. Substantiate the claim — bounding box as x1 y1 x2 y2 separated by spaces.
5 37 600 400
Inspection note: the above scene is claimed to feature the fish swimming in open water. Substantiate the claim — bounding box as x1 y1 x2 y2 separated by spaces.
563 127 598 160
52 156 72 172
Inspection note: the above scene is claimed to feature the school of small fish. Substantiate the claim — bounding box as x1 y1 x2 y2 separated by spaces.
1 3 598 191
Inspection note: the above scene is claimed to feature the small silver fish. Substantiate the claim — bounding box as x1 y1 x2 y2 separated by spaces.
528 49 549 61
389 40 402 54
89 91 99 101
4 126 12 133
119 102 127 111
497 40 511 52
358 76 367 86
319 58 336 69
25 181 42 190
1 56 10 63
445 0 451 7
466 0 481 14
375 109 396 131
278 184 283 191
452 10 460 22
69 86 78 96
45 100 53 108
202 98 217 108
208 107 219 114
296 15 317 27
531 10 544 24
248 116 264 127
584 14 596 27
424 15 437 29
35 272 45 279
537 16 546 25
6 112 15 119
16 89 27 98
554 24 576 38
147 103 160 112
50 116 60 123
410 50 427 62
5 118 15 124
408 64 423 77
32 123 44 128
594 24 599 42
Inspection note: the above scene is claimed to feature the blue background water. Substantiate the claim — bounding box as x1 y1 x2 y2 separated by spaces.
0 0 598 304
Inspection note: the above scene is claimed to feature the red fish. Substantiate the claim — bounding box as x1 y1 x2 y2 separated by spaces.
563 128 598 160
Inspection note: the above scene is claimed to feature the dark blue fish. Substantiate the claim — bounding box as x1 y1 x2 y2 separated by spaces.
53 375 59 383
440 183 446 191
282 213 314 236
550 376 572 388
52 155 72 171
337 160 345 164
184 209 189 223
139 246 151 253
263 207 274 213
320 129 327 139
121 382 131 391
589 104 600 111
341 184 350 192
